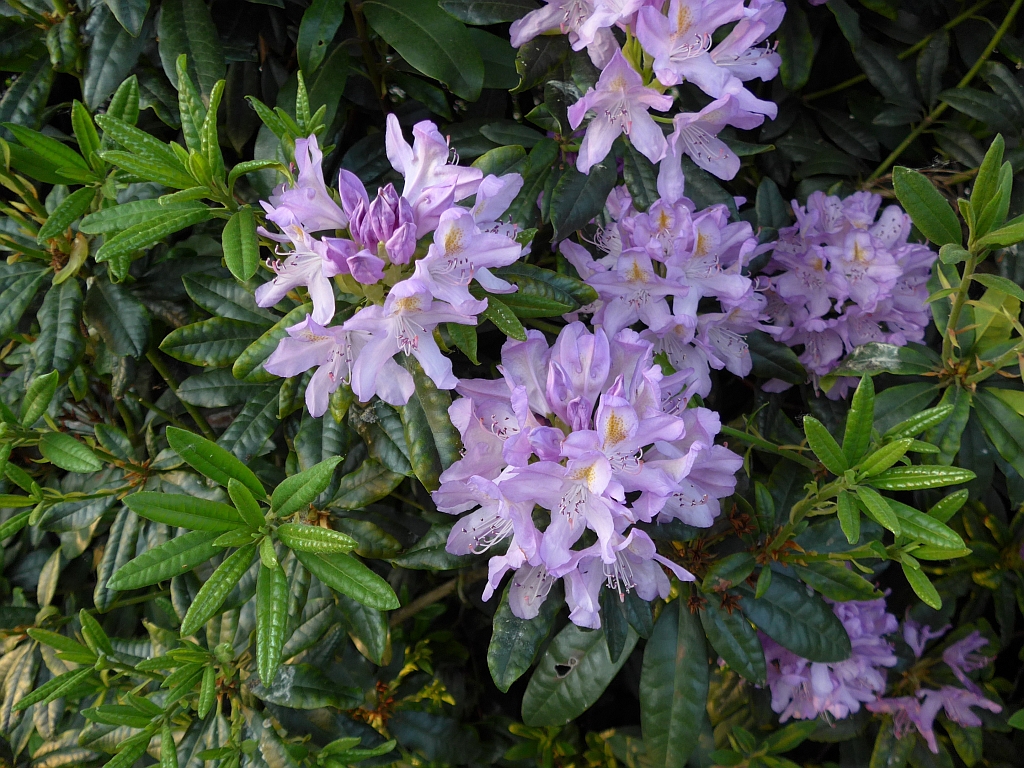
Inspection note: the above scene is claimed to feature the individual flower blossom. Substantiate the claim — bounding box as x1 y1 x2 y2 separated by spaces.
509 0 623 67
263 135 347 234
255 227 345 325
942 631 993 694
902 615 950 659
659 87 767 187
763 596 899 722
343 278 480 403
567 50 674 173
433 323 739 627
761 191 937 398
867 688 1002 754
263 315 408 414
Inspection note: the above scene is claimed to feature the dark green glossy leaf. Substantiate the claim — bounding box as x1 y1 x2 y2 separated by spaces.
488 581 562 692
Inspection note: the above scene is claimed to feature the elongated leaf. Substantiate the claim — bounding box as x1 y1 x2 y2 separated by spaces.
887 499 966 550
297 0 345 73
856 485 901 535
222 206 260 282
82 277 150 357
277 523 357 554
866 465 976 491
181 542 257 635
39 432 103 473
843 376 874 464
271 457 343 517
803 415 847 474
294 551 400 610
124 492 246 532
642 601 709 767
83 7 148 109
363 0 483 100
159 317 264 367
699 599 765 684
488 582 562 693
95 206 213 265
549 159 617 240
21 369 59 426
792 562 881 602
166 426 266 500
256 562 289 686
735 572 851 663
0 268 48 340
892 167 961 246
32 279 85 378
38 187 96 240
902 562 941 609
522 622 637 726
157 0 226 99
109 529 222 590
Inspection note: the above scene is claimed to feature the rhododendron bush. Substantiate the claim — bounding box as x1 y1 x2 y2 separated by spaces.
4 0 1024 767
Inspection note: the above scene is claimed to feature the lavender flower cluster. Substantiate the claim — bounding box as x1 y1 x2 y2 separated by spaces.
510 0 785 180
432 322 742 627
255 116 525 415
562 183 775 399
761 191 937 398
763 598 1002 755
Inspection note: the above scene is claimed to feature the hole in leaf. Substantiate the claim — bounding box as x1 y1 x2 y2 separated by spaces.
554 656 579 679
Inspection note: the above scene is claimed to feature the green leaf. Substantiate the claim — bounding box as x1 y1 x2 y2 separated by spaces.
481 295 526 340
108 530 223 590
641 600 709 767
886 499 966 550
843 376 875 464
21 369 59 426
855 486 901 535
106 75 141 126
330 459 404 510
803 415 847 474
166 426 266 500
182 274 276 325
975 214 1024 249
837 491 860 545
125 491 246 532
0 57 53 131
294 551 400 610
699 599 766 684
549 159 618 240
3 123 92 179
38 432 103 472
95 206 213 266
256 561 289 685
0 268 48 340
37 187 96 240
972 272 1024 302
363 0 484 100
929 489 968 523
83 10 147 112
792 562 881 602
522 622 638 726
277 523 357 554
216 383 282 463
297 0 345 74
178 369 267 408
180 542 258 635
735 572 851 663
891 167 961 246
271 456 344 517
222 205 260 282
160 317 265 367
901 562 941 609
250 663 360 710
777 4 813 90
494 262 598 311
391 523 474 570
228 479 266 530
621 140 659 212
701 552 755 593
866 465 976 491
399 385 444 492
747 330 806 384
82 277 150 357
104 0 149 37
12 666 92 712
157 0 226 99
971 134 1005 218
488 581 562 693
337 593 390 664
405 354 462 469
79 199 197 233
858 438 912 477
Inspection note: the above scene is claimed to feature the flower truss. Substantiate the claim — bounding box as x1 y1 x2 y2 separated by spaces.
257 117 525 416
760 190 937 398
510 0 785 179
432 321 742 628
561 182 775 399
866 620 1002 754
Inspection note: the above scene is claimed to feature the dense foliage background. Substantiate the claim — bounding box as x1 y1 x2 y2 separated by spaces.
4 1 1024 767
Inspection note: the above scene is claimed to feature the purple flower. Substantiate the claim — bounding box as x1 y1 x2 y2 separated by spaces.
867 687 1001 754
567 50 674 173
659 86 766 187
385 114 483 237
263 135 347 234
942 631 992 694
902 615 949 659
343 278 478 403
763 597 898 722
345 182 418 266
413 206 522 310
254 228 343 325
587 249 678 335
263 315 409 414
509 0 622 67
